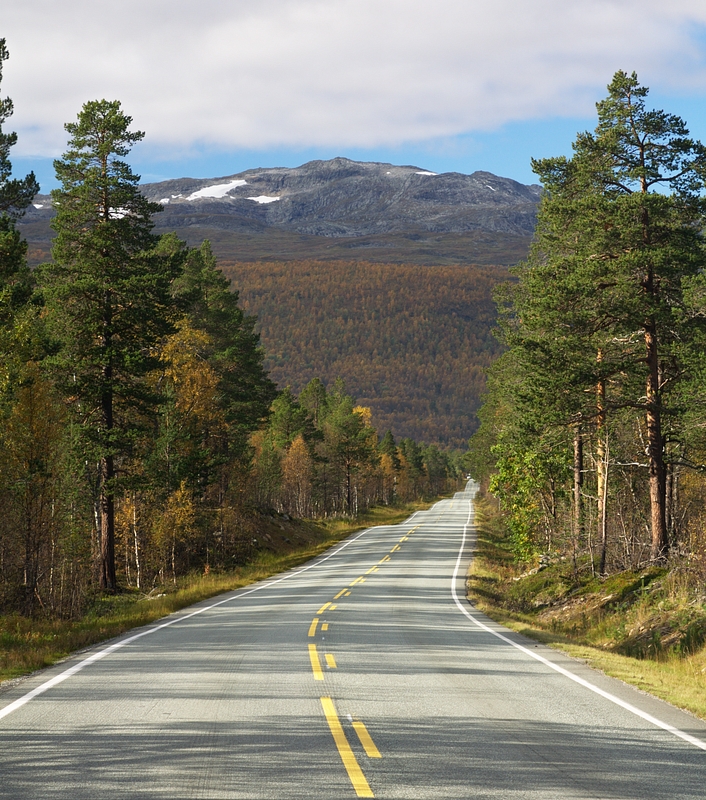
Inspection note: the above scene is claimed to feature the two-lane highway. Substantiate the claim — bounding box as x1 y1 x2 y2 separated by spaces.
1 482 705 798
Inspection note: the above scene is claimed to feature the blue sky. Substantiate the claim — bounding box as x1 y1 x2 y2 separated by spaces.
5 1 706 191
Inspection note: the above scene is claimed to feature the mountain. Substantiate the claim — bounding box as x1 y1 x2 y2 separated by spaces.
20 157 541 266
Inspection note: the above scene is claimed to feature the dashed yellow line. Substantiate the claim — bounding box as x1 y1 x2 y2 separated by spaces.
322 622 329 631
318 602 331 615
334 589 347 600
325 653 337 669
390 544 400 553
320 697 374 798
379 555 391 564
330 604 337 611
352 720 382 758
309 644 324 681
365 566 379 575
350 576 366 586
308 618 320 637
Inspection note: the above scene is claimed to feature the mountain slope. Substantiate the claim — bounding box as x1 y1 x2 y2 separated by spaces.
223 259 506 448
21 157 540 266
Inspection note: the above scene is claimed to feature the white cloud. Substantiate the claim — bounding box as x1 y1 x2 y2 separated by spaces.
3 0 706 157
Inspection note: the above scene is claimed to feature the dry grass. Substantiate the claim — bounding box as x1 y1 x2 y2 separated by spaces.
0 497 439 686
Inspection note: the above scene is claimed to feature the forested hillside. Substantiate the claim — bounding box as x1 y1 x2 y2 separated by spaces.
221 259 506 448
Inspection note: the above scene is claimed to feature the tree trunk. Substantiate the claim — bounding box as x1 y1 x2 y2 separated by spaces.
572 425 583 572
133 497 141 590
346 460 352 514
99 454 116 590
99 296 117 591
645 324 668 560
596 353 608 575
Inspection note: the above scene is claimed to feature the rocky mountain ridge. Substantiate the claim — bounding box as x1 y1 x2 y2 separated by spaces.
21 157 541 265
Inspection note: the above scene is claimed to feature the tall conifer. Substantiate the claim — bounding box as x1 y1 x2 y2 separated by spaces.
40 100 181 590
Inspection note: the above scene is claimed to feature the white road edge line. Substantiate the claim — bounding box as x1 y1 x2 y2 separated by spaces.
451 496 706 752
0 519 398 721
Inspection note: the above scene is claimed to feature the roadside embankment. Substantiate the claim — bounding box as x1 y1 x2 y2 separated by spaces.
468 494 706 720
0 499 441 686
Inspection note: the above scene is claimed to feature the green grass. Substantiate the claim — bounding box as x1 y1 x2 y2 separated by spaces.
467 496 706 721
0 497 442 685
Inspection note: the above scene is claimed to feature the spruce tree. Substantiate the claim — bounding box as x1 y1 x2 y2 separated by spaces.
40 100 181 590
171 238 276 440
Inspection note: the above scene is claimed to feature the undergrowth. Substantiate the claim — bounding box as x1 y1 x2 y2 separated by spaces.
468 495 706 720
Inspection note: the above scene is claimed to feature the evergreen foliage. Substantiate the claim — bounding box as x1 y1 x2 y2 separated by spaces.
0 40 38 225
39 100 183 590
470 72 706 573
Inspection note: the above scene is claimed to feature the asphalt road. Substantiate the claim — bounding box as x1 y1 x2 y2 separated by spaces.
1 482 705 798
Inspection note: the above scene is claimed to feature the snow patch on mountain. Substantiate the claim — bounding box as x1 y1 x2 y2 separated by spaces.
247 195 281 204
187 179 248 200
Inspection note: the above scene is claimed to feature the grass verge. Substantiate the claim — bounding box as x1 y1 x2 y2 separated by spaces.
0 497 440 687
467 495 706 721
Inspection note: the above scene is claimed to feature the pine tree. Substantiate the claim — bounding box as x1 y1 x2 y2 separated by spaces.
0 38 38 294
39 100 182 590
544 72 706 560
0 37 40 381
486 71 706 565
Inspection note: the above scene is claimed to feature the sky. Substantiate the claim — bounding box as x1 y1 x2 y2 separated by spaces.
4 0 706 191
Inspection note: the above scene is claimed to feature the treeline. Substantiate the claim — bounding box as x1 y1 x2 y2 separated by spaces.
0 43 460 618
251 380 462 518
221 259 505 448
468 72 706 579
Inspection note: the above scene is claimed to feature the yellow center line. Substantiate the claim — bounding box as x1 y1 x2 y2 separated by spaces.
390 545 400 552
325 653 337 669
352 721 382 759
320 697 374 798
399 536 408 542
309 645 324 680
365 566 379 574
322 623 329 631
334 589 347 600
345 590 351 596
317 602 332 615
308 618 320 637
378 555 391 564
330 604 337 611
350 576 366 586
